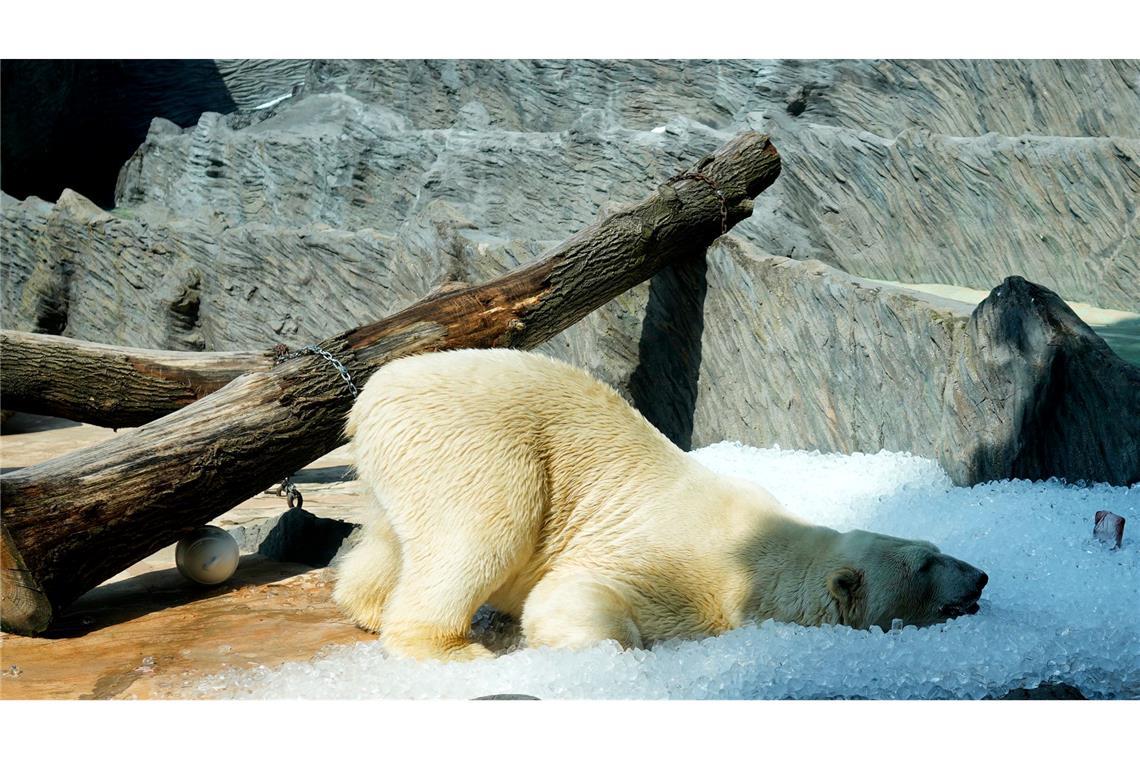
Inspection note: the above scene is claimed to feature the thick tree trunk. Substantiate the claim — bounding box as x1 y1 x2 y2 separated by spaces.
0 131 780 635
0 331 274 427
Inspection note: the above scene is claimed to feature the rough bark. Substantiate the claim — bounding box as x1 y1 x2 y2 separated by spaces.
0 331 274 427
0 130 780 635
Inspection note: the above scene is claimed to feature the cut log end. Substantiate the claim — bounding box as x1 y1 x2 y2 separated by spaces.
1 525 53 635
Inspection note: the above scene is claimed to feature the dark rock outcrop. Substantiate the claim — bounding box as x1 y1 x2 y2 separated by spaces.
948 276 1140 485
0 59 307 208
993 682 1087 700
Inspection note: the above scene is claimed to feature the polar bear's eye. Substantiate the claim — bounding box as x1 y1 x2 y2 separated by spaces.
918 556 937 573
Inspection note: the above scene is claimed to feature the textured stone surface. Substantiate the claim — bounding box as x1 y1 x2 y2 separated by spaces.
3 59 1137 485
113 67 1140 309
115 93 722 238
750 128 1139 311
305 59 1140 138
1 189 452 350
687 252 1139 486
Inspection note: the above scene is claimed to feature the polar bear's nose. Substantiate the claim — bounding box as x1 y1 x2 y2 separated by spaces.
975 571 989 595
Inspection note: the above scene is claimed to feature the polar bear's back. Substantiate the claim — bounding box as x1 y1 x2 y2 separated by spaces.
344 349 701 618
348 348 668 452
347 348 687 515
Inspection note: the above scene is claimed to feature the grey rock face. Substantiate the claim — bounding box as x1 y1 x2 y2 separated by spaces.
115 93 722 237
690 251 1139 486
946 276 1140 486
1 190 456 350
305 59 1140 138
689 243 973 459
3 59 1137 485
113 62 1140 310
749 128 1139 311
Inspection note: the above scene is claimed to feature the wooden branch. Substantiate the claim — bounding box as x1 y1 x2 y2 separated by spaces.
0 331 274 427
0 131 780 635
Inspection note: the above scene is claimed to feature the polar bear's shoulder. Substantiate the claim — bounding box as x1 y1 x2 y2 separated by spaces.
374 348 593 385
360 349 615 405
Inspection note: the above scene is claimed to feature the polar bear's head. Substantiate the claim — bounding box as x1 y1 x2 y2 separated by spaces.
825 530 988 630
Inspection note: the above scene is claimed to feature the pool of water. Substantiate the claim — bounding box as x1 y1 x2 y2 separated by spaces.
871 280 1139 367
1096 318 1140 367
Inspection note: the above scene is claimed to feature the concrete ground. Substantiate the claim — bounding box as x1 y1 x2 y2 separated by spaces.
0 413 375 699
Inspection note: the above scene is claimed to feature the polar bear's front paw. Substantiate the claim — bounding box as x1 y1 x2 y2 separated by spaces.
381 629 495 662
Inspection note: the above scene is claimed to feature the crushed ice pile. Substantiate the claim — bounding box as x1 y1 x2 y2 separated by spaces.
194 444 1140 699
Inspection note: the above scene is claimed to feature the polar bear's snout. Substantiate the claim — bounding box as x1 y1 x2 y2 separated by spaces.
937 558 988 619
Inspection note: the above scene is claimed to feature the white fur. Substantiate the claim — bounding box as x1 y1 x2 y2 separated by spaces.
335 349 985 661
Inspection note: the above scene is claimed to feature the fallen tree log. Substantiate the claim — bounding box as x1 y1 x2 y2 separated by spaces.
0 130 781 635
0 331 275 427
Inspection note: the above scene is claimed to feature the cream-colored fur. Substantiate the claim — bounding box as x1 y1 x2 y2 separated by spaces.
334 349 987 661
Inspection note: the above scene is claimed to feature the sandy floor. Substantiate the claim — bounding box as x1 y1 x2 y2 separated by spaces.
0 413 374 699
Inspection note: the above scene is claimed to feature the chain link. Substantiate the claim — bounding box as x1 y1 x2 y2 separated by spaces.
267 344 356 512
665 171 728 236
265 476 303 509
273 343 358 399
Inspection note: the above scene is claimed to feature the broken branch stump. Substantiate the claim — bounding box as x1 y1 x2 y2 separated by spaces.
0 131 780 635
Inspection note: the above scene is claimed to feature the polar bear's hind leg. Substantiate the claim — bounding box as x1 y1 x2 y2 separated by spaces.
377 537 515 661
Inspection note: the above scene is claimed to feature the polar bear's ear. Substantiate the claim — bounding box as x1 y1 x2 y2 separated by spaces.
826 567 864 625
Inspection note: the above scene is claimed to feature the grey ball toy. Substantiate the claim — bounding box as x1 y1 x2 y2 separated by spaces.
175 526 240 585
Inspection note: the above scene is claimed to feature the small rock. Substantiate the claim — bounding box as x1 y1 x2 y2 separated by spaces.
995 683 1086 700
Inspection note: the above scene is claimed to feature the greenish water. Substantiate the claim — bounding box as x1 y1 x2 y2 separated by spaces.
872 278 1139 368
1096 317 1140 367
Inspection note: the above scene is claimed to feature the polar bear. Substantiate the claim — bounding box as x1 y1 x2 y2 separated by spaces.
334 349 988 661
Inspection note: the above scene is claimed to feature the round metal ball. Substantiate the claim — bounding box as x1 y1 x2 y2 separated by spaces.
175 526 240 585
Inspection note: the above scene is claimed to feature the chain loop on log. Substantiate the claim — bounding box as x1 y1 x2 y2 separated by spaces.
273 344 358 399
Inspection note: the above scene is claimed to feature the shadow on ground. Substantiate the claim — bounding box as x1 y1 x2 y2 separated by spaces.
41 555 314 639
0 412 81 435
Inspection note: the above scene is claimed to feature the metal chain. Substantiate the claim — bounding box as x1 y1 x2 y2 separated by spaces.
273 343 358 399
266 343 357 511
665 171 728 236
265 476 304 509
